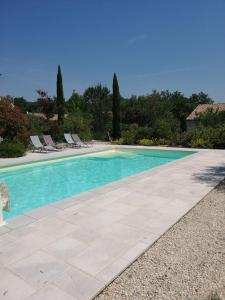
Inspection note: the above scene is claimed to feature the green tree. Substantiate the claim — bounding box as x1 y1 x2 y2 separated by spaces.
66 90 85 114
112 73 121 139
189 92 213 105
83 84 111 138
56 65 65 123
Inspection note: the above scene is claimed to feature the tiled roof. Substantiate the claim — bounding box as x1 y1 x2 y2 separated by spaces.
186 103 225 120
27 113 68 121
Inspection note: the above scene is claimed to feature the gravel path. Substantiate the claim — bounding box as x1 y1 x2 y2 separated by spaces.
96 181 225 300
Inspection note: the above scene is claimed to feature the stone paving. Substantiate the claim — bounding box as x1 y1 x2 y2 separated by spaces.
0 145 225 300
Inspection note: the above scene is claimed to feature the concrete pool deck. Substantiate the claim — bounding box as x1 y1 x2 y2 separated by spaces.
0 145 225 300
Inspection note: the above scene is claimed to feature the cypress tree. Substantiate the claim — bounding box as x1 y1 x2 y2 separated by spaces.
56 65 65 124
112 73 121 139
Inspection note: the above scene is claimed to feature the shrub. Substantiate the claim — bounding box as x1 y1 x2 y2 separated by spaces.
114 138 124 145
138 139 156 146
138 138 168 146
135 126 150 141
27 115 50 136
92 131 108 141
189 137 212 149
62 113 92 140
121 130 136 144
157 138 168 145
0 141 26 158
154 119 173 139
120 124 149 145
0 98 28 145
171 125 225 149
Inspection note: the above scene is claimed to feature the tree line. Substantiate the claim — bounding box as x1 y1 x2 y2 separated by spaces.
8 65 213 143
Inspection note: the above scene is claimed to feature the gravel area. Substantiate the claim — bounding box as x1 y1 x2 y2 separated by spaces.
96 181 225 300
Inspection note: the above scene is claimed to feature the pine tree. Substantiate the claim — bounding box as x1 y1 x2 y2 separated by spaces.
112 73 121 139
56 65 65 123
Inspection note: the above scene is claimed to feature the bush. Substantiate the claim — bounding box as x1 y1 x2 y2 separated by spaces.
135 126 150 141
92 131 108 141
27 115 50 136
0 98 28 145
115 138 124 145
0 141 26 158
138 138 168 146
120 124 149 145
154 119 173 139
189 137 212 149
62 113 92 140
171 125 225 149
138 138 156 146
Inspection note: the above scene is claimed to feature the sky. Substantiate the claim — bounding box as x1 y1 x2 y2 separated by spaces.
0 0 225 101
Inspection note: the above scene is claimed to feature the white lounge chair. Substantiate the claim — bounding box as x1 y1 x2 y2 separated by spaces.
72 134 91 148
30 136 59 152
43 135 64 150
64 133 80 148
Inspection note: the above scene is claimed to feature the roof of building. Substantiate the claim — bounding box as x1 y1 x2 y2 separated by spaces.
186 103 225 120
27 112 68 121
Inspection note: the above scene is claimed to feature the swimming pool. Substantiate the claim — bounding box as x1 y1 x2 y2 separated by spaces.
0 148 194 219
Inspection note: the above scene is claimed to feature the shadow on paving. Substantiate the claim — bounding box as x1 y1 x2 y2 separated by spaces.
193 165 225 189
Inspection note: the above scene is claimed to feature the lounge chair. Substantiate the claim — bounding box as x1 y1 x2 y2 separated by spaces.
64 133 80 148
30 136 59 152
43 135 64 150
72 134 91 148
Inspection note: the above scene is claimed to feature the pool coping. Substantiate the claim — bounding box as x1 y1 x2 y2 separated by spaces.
0 145 225 300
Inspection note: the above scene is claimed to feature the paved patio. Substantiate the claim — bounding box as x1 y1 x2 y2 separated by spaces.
0 146 225 300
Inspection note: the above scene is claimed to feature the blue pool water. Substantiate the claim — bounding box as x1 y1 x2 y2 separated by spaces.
0 148 194 219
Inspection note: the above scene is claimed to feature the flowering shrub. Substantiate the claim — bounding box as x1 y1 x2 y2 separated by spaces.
0 98 28 145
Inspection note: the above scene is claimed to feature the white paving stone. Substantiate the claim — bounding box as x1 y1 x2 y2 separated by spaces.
121 241 150 262
53 266 104 300
25 285 75 300
0 267 36 300
10 251 69 289
44 237 87 262
24 205 61 220
6 215 36 229
95 257 130 284
69 236 131 276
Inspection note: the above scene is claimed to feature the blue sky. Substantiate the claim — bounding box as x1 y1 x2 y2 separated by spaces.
1 0 225 101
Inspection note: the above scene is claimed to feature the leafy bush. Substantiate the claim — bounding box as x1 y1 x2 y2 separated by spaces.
154 119 173 139
120 124 149 145
171 125 225 149
27 115 50 136
62 113 92 140
92 131 109 141
0 98 28 145
189 137 212 149
120 124 138 144
135 126 150 141
115 138 124 145
138 138 157 146
138 138 168 146
0 141 26 158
